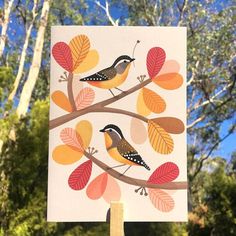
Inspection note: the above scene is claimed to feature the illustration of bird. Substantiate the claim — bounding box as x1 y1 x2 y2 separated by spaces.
80 55 135 96
100 124 150 175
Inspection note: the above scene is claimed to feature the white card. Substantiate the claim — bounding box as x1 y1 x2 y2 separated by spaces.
48 26 187 222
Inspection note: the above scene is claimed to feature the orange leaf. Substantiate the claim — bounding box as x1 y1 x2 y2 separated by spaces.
75 120 92 150
51 91 72 112
148 188 175 212
69 35 90 71
60 128 84 151
73 50 99 74
75 87 95 110
136 89 151 117
52 145 83 165
130 118 147 144
103 174 121 203
148 120 174 154
151 117 185 134
143 88 166 114
86 172 108 200
153 73 183 90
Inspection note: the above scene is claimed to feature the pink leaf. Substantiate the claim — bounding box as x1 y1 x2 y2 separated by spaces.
52 42 73 72
148 162 179 184
86 172 108 200
148 188 174 212
60 128 84 151
75 87 95 110
103 174 121 203
68 160 92 190
146 47 166 78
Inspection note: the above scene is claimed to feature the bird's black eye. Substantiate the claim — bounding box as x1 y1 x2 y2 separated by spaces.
109 129 112 132
124 60 127 63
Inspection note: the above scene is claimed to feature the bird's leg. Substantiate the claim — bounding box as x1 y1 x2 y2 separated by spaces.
135 186 148 196
109 89 115 97
107 164 126 171
87 147 98 155
115 87 125 93
120 166 132 176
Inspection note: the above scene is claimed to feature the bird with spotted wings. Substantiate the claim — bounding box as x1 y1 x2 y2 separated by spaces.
100 124 150 175
80 55 135 96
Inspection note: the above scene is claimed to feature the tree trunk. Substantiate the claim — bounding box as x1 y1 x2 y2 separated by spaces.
8 0 38 101
16 0 50 117
0 0 14 58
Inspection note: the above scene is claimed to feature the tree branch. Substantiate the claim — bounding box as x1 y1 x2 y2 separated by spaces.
49 78 152 129
192 126 236 180
190 83 232 112
84 151 187 190
95 0 119 26
176 0 188 26
67 72 77 111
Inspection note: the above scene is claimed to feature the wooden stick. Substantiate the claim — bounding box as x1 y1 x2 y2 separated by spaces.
110 202 124 236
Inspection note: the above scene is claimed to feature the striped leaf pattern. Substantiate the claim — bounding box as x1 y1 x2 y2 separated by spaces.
148 120 174 154
146 47 166 78
148 188 175 212
68 160 92 190
148 162 179 184
142 88 166 113
69 35 90 71
60 128 84 151
75 87 95 110
52 42 73 72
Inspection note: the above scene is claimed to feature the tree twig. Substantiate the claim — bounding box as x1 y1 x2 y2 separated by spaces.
95 0 119 26
192 126 235 180
84 151 187 190
67 72 77 111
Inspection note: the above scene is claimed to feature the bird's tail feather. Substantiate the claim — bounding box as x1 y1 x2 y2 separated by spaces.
143 161 150 171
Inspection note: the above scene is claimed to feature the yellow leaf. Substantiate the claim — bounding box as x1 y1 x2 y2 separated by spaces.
143 88 166 113
148 120 174 154
153 73 183 90
51 91 72 112
69 35 90 71
52 145 83 165
75 120 93 149
73 50 99 74
136 89 151 116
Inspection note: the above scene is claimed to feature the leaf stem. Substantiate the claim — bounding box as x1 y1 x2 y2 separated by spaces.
67 72 77 111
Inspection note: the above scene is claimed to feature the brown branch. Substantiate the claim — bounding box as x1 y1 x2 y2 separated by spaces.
49 78 152 129
84 151 187 190
192 126 236 180
67 72 77 111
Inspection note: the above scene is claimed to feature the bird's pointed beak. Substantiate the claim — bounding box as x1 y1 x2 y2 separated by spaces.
99 128 105 133
131 58 135 62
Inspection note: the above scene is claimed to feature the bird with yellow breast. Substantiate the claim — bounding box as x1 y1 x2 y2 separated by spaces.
100 124 150 175
80 55 135 96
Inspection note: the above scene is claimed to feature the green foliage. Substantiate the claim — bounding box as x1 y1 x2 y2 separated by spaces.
0 100 55 235
0 67 14 104
188 158 236 235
